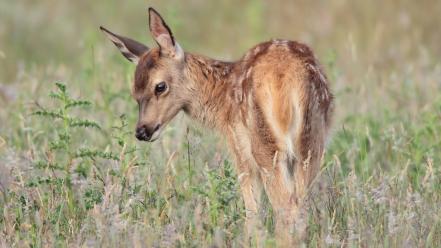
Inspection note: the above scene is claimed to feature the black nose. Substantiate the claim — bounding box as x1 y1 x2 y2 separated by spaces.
135 125 151 141
135 124 161 141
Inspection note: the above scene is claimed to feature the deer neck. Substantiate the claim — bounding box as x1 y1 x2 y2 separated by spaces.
183 53 240 131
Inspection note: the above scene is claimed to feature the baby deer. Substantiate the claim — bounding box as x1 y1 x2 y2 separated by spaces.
101 7 333 246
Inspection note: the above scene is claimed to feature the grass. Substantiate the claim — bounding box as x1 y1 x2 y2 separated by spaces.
1 0 441 247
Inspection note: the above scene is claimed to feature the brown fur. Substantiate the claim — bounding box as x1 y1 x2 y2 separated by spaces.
101 9 333 246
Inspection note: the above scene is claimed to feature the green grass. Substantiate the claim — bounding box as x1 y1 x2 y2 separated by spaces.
1 0 441 247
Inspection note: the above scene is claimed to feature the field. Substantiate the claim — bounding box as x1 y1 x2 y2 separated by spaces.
1 0 441 247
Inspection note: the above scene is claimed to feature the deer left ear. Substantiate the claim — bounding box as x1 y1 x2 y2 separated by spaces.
100 26 149 64
148 7 183 59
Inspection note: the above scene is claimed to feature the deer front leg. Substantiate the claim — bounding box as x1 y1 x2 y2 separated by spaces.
235 160 266 246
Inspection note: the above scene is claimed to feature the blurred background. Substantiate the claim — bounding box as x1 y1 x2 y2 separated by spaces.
1 0 440 246
1 0 440 116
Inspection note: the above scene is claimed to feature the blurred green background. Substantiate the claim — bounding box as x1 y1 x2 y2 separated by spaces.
1 0 441 247
1 0 441 119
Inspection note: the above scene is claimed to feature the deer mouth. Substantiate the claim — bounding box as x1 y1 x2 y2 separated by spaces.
147 126 162 142
135 123 162 142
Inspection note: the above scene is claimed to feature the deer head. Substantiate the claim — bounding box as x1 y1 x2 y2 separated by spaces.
101 8 189 142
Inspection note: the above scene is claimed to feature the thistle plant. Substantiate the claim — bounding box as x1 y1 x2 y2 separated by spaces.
25 82 120 242
193 160 242 233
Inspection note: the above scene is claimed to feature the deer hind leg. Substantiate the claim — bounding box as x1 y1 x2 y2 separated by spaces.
288 121 327 244
228 127 267 245
257 153 297 247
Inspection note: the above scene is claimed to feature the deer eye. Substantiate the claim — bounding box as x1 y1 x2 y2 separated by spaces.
154 82 167 95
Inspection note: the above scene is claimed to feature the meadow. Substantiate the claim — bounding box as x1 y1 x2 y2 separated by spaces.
0 0 440 247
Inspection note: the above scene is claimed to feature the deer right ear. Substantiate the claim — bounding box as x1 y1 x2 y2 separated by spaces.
148 7 183 59
100 26 149 64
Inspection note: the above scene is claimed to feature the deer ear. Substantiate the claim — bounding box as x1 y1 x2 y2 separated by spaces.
100 26 149 64
148 7 183 59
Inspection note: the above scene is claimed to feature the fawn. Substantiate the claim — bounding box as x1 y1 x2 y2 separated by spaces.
101 7 333 246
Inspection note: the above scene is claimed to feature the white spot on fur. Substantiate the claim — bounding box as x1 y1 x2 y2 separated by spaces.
270 39 290 51
253 45 262 56
307 63 330 102
238 172 249 182
303 150 312 171
316 66 326 84
246 67 253 79
272 39 289 45
272 151 279 168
